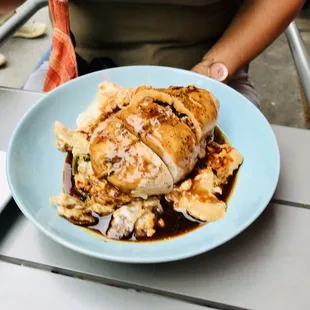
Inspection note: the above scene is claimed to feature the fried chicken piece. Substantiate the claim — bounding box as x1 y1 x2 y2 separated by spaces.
166 168 226 222
76 82 152 137
89 116 174 198
135 211 156 238
206 142 243 185
54 121 89 155
117 96 199 183
107 203 144 239
76 159 132 214
50 194 98 226
107 198 163 239
131 85 219 142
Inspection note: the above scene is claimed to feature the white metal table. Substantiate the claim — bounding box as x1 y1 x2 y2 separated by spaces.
0 87 310 310
1 2 310 309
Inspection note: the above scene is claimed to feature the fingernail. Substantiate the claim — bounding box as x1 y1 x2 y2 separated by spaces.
209 63 228 82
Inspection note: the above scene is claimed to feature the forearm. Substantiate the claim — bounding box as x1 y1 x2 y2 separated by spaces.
203 0 305 78
0 0 25 14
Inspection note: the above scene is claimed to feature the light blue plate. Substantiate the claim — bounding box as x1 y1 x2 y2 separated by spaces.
6 66 280 263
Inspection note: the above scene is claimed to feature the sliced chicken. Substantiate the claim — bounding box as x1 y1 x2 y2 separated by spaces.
159 85 219 141
117 97 199 183
54 121 89 155
166 168 226 222
50 194 98 226
76 82 152 137
89 116 174 198
206 142 243 185
76 82 130 135
130 85 219 141
75 157 132 211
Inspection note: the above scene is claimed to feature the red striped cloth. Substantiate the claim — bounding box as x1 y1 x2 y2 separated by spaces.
43 0 78 92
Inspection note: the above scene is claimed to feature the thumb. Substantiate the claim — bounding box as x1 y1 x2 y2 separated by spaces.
192 60 228 83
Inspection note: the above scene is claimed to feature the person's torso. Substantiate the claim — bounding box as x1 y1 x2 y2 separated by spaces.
71 0 223 5
67 0 241 68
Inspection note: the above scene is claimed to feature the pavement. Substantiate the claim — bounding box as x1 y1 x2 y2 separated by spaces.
0 7 310 129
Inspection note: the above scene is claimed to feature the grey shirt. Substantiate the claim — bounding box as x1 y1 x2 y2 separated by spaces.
72 0 223 5
69 0 241 68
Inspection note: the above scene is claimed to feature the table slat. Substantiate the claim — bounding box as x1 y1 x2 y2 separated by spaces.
1 203 310 310
272 125 310 205
0 152 10 213
0 88 43 152
0 261 206 310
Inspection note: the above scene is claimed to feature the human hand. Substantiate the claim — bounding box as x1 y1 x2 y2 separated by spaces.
191 59 229 83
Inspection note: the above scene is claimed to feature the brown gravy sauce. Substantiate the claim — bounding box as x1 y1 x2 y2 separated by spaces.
63 126 238 242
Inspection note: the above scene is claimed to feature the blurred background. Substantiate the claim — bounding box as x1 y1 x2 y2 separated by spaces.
1 5 310 129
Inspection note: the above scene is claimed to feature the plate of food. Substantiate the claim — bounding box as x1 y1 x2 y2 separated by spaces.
6 66 280 263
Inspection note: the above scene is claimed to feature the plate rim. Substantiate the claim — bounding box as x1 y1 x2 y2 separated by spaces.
6 65 281 263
